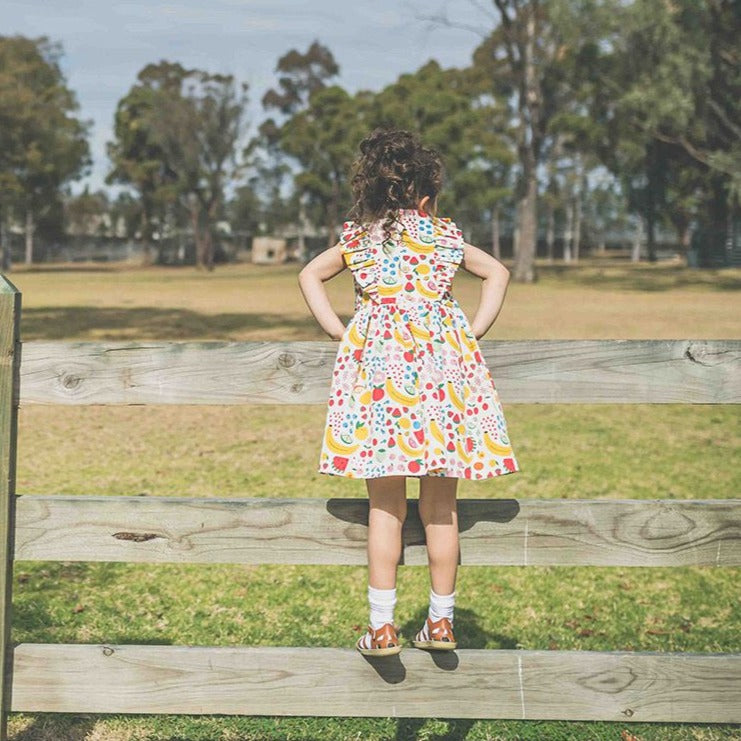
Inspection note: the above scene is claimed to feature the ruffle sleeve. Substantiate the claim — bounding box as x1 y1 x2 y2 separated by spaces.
339 220 379 301
432 216 464 269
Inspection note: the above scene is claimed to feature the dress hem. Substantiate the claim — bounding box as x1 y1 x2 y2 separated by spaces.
317 465 521 481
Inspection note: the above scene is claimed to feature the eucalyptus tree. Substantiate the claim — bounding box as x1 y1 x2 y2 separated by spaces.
108 61 249 269
251 41 341 242
365 60 515 252
466 0 620 281
0 35 90 267
599 0 739 264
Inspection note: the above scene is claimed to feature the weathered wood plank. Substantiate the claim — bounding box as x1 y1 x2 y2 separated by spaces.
18 339 741 405
9 643 741 722
0 275 21 741
14 496 741 567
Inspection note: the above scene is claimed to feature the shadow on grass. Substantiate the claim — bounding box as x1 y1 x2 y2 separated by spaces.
20 306 330 341
13 265 122 274
536 263 741 292
8 714 98 741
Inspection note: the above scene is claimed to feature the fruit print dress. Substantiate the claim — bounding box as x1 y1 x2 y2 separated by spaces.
318 208 521 480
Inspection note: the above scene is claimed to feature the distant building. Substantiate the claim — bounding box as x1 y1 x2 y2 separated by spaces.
252 237 287 264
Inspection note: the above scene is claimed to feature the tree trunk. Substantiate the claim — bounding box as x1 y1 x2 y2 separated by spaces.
632 216 643 263
546 202 555 262
139 208 154 266
679 222 691 257
573 155 584 262
203 227 214 271
327 178 340 249
510 6 539 283
491 205 501 259
563 201 573 263
203 196 219 271
189 196 204 269
645 202 656 263
298 197 307 263
512 158 537 282
573 187 582 262
0 209 10 272
645 142 658 263
25 208 35 265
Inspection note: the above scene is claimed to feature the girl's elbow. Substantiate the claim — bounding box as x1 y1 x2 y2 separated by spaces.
490 262 510 282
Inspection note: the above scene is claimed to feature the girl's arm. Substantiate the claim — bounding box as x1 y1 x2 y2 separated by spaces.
460 242 512 340
297 242 348 341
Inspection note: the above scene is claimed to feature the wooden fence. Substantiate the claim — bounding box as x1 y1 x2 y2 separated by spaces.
0 273 739 737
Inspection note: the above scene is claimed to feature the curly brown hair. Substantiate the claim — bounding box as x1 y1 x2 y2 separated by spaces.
347 128 444 237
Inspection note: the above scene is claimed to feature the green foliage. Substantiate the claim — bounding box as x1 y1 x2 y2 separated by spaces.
3 3 739 267
107 61 249 266
0 34 91 234
367 61 515 228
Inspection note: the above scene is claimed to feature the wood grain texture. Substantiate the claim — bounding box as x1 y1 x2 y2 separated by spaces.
18 339 741 405
14 496 741 567
0 275 21 741
9 643 741 722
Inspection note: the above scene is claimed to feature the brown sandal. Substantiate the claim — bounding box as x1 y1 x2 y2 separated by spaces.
356 622 402 656
412 616 457 650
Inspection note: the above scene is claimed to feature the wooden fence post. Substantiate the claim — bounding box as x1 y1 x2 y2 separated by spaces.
0 275 21 741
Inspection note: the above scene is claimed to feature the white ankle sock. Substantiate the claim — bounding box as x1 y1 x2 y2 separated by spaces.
428 588 455 623
368 585 396 629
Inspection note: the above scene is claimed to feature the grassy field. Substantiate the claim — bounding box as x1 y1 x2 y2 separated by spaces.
5 258 741 741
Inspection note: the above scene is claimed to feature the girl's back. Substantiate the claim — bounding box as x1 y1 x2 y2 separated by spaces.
340 207 465 314
319 205 520 480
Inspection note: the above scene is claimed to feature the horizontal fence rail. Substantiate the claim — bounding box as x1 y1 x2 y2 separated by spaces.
2 276 740 731
18 339 741 404
11 644 741 722
15 496 741 567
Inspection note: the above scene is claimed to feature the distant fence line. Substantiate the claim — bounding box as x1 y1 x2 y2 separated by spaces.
6 229 733 266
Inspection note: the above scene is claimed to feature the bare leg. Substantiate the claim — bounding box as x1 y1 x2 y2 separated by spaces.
366 475 407 589
418 476 459 594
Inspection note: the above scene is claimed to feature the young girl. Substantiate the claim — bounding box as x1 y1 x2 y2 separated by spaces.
298 128 520 656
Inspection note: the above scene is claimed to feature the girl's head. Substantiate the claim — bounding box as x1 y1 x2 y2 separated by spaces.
348 128 444 225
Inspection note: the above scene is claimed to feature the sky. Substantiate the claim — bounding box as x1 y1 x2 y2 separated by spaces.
4 0 493 195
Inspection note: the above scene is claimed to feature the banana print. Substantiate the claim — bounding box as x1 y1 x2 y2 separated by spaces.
348 323 365 348
324 426 359 456
318 209 520 480
446 380 465 412
385 378 418 406
409 322 432 342
402 231 435 254
377 283 402 297
484 432 514 457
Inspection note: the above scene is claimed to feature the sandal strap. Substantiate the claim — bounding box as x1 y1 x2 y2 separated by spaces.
365 622 399 649
425 616 455 642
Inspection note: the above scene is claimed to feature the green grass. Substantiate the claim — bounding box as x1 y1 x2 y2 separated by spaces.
6 259 741 740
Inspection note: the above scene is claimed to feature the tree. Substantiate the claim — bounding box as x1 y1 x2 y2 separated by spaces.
107 81 171 263
108 61 249 269
367 60 514 248
0 35 91 267
279 85 364 247
464 1 621 279
261 40 339 115
252 41 341 246
64 186 109 236
600 0 739 265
